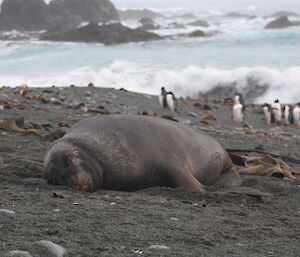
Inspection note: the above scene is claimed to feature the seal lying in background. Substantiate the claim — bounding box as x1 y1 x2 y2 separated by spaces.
43 115 241 192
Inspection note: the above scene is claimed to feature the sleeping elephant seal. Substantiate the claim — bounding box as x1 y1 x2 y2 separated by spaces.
43 115 241 192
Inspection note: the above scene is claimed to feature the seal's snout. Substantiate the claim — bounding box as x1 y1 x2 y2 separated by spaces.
70 171 94 192
44 150 75 186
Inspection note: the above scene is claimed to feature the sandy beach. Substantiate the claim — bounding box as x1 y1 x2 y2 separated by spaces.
0 86 299 257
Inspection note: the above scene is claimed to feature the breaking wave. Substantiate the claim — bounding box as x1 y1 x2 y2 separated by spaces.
1 60 300 104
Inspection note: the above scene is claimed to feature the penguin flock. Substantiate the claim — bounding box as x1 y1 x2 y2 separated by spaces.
158 87 178 112
157 88 300 128
262 100 300 127
232 94 300 128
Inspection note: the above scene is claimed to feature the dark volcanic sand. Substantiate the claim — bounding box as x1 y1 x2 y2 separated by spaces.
0 87 299 257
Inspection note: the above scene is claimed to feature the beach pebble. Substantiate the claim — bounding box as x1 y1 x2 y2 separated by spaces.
148 245 170 251
0 209 16 215
187 112 198 117
85 91 92 96
81 106 88 113
268 127 284 133
6 251 33 257
35 240 67 257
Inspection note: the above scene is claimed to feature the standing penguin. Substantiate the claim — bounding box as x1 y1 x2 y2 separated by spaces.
283 105 293 125
293 103 300 128
233 103 244 123
262 103 272 125
166 92 178 112
158 87 167 109
232 93 245 123
159 87 178 112
271 99 282 124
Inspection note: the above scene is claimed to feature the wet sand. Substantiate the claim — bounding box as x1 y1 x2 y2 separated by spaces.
0 86 299 257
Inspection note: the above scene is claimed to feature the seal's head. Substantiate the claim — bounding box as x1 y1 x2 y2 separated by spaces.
43 141 103 192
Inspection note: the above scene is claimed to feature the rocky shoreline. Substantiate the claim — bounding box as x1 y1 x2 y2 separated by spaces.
0 86 299 256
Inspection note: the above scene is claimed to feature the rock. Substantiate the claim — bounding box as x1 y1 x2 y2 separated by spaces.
0 0 53 31
138 18 160 30
225 12 254 18
139 17 155 26
139 24 160 31
0 0 119 31
168 22 186 29
169 13 197 19
199 77 269 103
35 240 67 257
265 16 299 29
148 245 171 251
0 209 16 215
189 30 205 37
118 9 163 20
56 0 119 24
266 11 299 18
187 20 209 27
41 22 161 45
6 251 32 257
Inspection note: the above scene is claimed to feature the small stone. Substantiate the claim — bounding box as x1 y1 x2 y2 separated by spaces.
35 240 67 257
148 245 170 251
85 91 92 96
0 209 16 215
187 112 198 117
81 107 88 113
7 251 32 257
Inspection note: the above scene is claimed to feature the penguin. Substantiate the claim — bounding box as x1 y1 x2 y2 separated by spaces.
262 103 272 125
283 105 294 125
158 87 167 109
293 103 300 128
232 93 245 123
233 103 244 123
271 99 282 124
166 92 177 112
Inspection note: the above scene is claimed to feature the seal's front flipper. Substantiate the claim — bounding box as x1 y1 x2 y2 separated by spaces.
214 167 241 187
170 168 205 192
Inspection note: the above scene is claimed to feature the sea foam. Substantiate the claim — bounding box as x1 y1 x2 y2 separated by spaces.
1 60 299 104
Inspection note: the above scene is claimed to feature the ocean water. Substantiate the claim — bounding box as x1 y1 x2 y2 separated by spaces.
0 10 300 103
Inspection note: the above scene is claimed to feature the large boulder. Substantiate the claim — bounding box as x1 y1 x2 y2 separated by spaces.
265 16 298 29
0 0 119 31
225 12 255 19
47 0 82 31
139 17 155 26
0 0 52 31
187 20 209 27
41 22 161 45
58 0 119 23
189 30 205 37
266 11 299 19
118 9 163 20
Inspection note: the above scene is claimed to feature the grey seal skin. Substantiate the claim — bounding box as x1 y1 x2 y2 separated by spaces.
43 115 241 192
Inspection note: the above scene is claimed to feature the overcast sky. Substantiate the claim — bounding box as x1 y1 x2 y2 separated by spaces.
113 0 300 13
1 0 300 13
